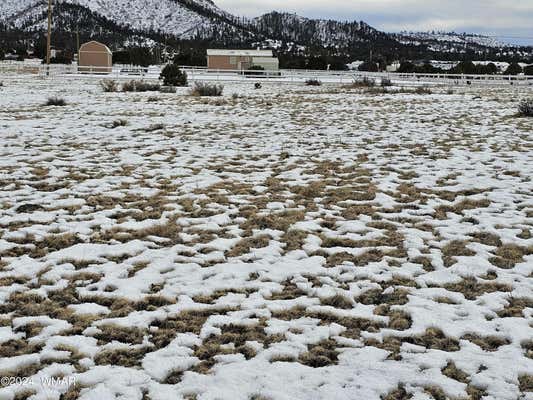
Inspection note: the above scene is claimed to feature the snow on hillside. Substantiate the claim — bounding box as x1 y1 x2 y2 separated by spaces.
0 75 531 400
398 31 506 48
1 0 231 38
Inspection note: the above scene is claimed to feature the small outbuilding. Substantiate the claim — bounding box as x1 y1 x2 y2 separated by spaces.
207 49 279 71
78 41 112 74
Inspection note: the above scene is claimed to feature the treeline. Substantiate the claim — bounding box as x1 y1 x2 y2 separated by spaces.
393 60 533 75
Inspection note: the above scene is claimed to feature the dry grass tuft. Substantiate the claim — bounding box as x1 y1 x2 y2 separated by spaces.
381 384 412 400
461 334 510 351
321 294 353 309
490 244 531 269
497 297 533 318
94 347 147 367
442 277 512 300
298 339 339 367
519 375 533 392
226 235 271 257
442 361 469 383
441 240 476 267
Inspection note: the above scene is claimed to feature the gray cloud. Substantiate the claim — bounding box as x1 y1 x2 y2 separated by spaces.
216 0 533 45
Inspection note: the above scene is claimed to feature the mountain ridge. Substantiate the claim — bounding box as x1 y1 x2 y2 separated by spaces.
1 0 531 63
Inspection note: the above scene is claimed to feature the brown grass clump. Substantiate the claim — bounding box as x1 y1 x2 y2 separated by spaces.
341 204 377 219
0 339 43 357
469 232 502 247
385 309 412 331
381 384 412 400
521 340 533 359
149 310 219 348
325 248 386 266
357 287 410 306
59 383 84 400
193 289 255 304
225 235 270 257
519 375 533 392
411 256 435 272
280 229 308 252
367 328 459 360
408 328 460 351
497 297 533 318
94 324 147 345
271 306 383 339
94 348 147 367
271 306 308 321
309 311 384 339
461 334 510 351
163 370 184 384
434 296 459 305
14 390 38 400
270 354 297 363
434 199 491 220
290 181 326 200
424 386 447 400
320 294 353 309
269 280 306 300
128 261 149 277
242 210 305 232
298 339 339 367
466 385 488 400
489 244 531 269
441 240 476 267
442 277 512 300
441 361 469 383
192 322 282 373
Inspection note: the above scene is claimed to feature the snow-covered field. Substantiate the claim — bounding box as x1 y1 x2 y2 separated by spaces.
0 76 532 400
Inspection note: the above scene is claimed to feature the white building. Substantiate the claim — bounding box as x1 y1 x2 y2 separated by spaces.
207 49 279 71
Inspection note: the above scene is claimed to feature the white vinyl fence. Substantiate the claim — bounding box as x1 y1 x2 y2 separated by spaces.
1 61 533 87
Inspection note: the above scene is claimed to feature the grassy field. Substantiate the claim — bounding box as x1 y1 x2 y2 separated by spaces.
0 76 532 400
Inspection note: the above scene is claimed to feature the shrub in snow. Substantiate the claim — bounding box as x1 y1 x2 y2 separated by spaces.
122 80 160 92
518 100 533 117
381 78 393 87
345 77 375 88
415 86 432 95
159 64 188 87
305 79 322 86
189 82 224 97
108 119 128 129
45 97 66 106
100 79 118 92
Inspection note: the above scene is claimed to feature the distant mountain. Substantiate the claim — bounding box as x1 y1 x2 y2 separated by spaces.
252 12 392 48
0 0 531 63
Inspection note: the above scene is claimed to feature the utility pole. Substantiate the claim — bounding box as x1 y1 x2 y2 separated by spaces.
46 0 52 76
76 26 80 65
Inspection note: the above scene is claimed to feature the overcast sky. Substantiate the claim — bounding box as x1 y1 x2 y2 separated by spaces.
217 0 533 45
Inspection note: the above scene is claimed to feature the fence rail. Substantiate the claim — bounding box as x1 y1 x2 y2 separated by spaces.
2 62 533 87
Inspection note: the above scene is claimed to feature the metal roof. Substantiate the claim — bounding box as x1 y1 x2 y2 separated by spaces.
207 49 274 57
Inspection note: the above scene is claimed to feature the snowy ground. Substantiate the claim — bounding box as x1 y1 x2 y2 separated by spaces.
0 76 532 400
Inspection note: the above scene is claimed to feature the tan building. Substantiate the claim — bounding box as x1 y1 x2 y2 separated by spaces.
78 41 112 74
207 49 279 71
